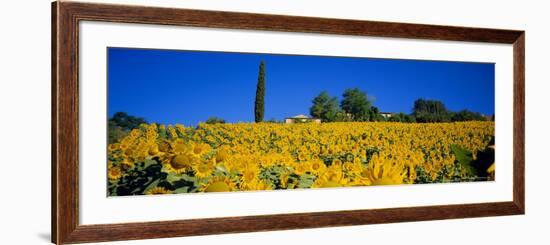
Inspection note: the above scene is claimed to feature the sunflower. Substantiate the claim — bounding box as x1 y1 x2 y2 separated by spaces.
487 162 495 177
119 141 129 151
241 167 258 182
108 143 119 152
343 161 362 176
193 160 214 178
293 162 310 175
349 176 372 186
239 166 261 189
157 140 172 153
331 158 343 167
366 157 406 186
278 171 291 189
108 166 123 181
297 151 308 162
148 144 160 156
145 187 172 195
192 142 212 156
310 159 326 174
173 139 191 153
200 176 237 192
246 179 273 191
312 177 342 188
215 147 230 163
120 159 134 169
166 153 198 174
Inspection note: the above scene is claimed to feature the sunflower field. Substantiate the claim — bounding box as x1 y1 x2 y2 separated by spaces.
107 121 495 196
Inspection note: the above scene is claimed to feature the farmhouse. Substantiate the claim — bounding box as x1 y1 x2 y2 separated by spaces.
379 112 394 119
284 114 322 124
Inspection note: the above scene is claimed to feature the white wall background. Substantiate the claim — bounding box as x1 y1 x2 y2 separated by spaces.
1 0 548 244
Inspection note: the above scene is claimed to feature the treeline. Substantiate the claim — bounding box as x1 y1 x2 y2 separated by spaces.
310 88 384 122
108 112 147 143
309 89 491 123
411 99 490 123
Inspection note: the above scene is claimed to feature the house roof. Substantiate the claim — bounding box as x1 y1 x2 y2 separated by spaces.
285 114 321 120
290 114 310 119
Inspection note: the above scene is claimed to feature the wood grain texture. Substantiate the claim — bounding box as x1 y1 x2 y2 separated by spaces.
52 1 525 244
513 33 525 213
60 1 523 43
53 1 80 244
64 202 521 244
51 2 58 243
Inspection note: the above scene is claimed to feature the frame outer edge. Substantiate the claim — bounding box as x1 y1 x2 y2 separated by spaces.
513 33 525 213
51 1 58 244
52 1 526 244
55 1 80 244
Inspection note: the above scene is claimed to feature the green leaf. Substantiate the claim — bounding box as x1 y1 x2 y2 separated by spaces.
144 158 158 168
297 174 316 188
166 173 181 183
180 174 196 182
450 144 476 176
173 186 190 194
142 178 161 193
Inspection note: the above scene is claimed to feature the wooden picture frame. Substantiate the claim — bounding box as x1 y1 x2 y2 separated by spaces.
52 1 525 244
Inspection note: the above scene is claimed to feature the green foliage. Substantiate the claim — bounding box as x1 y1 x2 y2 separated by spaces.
297 173 316 188
450 144 494 179
340 88 373 121
451 110 487 122
161 173 198 193
205 117 226 124
471 145 495 178
110 112 147 130
108 157 201 196
254 61 266 123
307 88 380 122
108 121 129 144
259 165 288 189
412 99 488 123
450 144 476 176
412 99 452 122
414 166 433 184
266 118 282 123
108 112 148 144
415 162 473 184
388 112 416 123
414 143 496 184
306 92 488 124
309 91 340 122
364 146 380 164
434 163 464 183
368 106 387 122
332 111 354 122
110 158 166 196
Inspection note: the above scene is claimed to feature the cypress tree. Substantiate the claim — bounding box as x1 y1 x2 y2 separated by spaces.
254 61 266 122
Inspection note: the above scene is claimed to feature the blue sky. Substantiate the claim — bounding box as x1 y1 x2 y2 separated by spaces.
108 47 494 125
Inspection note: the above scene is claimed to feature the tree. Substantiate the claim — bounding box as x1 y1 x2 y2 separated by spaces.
388 112 415 123
254 61 266 123
109 112 147 130
108 112 148 143
205 117 226 124
310 91 340 122
388 113 405 122
403 114 416 123
451 110 486 122
108 121 128 144
369 106 387 121
412 99 451 122
340 88 372 121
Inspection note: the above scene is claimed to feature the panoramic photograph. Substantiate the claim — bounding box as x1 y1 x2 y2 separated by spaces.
106 47 495 196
